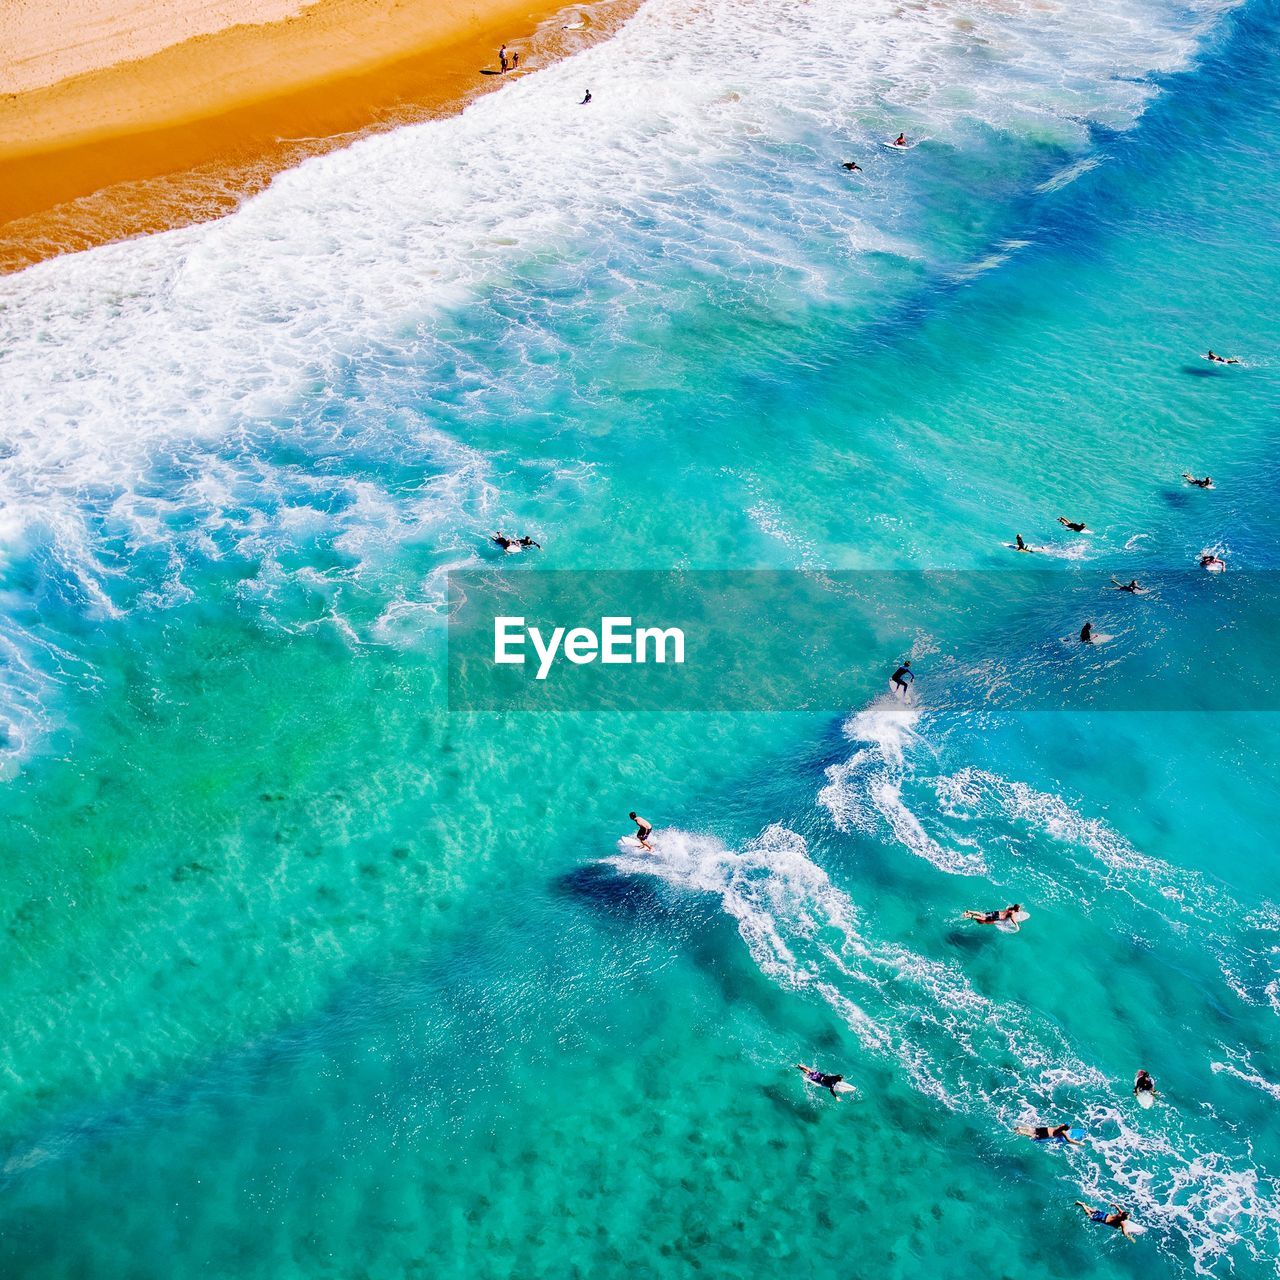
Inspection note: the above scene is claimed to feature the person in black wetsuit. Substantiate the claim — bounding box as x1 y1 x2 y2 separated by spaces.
891 660 913 697
1111 579 1142 593
842 160 862 172
1182 473 1214 488
1080 621 1094 644
1058 516 1089 533
1014 534 1035 552
580 89 592 104
794 1063 847 1098
1016 1123 1084 1144
1134 1069 1158 1100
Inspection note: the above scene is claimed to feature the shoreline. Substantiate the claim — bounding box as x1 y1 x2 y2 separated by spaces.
0 0 634 274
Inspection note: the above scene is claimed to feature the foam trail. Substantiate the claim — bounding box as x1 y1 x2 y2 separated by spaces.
610 824 1280 1275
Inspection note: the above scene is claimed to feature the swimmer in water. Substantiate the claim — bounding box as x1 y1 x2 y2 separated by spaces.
893 133 907 146
1205 350 1240 364
1015 1123 1085 1144
1182 473 1214 488
1200 553 1226 571
1058 516 1089 533
841 160 862 172
963 903 1023 929
1111 579 1143 593
1080 621 1094 644
1075 1202 1137 1241
1134 1069 1157 1099
1014 534 1035 553
794 1063 847 1098
580 88 592 104
890 660 913 697
629 811 653 851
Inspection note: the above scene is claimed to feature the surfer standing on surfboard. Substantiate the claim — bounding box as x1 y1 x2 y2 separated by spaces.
794 1063 847 1098
628 811 654 851
890 660 913 698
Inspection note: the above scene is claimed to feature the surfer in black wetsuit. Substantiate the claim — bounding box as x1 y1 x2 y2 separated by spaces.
492 530 540 552
1133 1069 1157 1099
1080 621 1094 644
629 811 653 851
1016 1123 1083 1144
794 1063 847 1098
891 660 913 697
1111 579 1142 593
580 89 592 104
841 160 862 172
1182 473 1214 488
1058 516 1089 533
1014 534 1035 552
1205 350 1239 364
516 534 541 549
963 903 1022 927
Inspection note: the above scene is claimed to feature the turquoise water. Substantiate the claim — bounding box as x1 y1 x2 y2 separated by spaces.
1 0 1279 1275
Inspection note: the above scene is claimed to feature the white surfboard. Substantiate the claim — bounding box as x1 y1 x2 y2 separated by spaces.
805 1077 856 1096
1125 1221 1148 1237
1137 1090 1156 1109
996 909 1031 933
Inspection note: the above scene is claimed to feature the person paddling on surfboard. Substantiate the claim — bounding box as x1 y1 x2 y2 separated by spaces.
964 903 1023 929
1075 1202 1138 1241
1134 1069 1157 1101
1200 553 1226 571
629 811 654 851
1058 516 1089 533
841 160 862 172
1182 473 1214 489
890 660 913 698
1015 1123 1085 1145
794 1063 847 1098
1111 579 1143 593
1014 534 1036 553
492 530 541 552
1204 350 1240 364
893 133 907 147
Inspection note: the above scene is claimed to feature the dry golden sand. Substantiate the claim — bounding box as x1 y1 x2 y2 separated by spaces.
0 0 635 273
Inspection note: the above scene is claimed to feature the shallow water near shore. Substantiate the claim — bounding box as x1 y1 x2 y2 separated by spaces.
1 0 1279 1275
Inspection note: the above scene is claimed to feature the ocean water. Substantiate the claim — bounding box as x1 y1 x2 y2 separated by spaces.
1 0 1279 1275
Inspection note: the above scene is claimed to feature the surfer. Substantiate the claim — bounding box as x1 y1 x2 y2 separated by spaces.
1014 534 1035 553
794 1063 847 1098
1016 1123 1084 1144
963 903 1023 928
629 811 654 851
581 89 592 104
893 133 907 147
841 160 863 172
1200 553 1226 571
1058 516 1089 533
1111 579 1143 593
492 530 541 551
890 660 913 697
1204 350 1240 364
1080 621 1094 644
1134 1069 1157 1099
1182 473 1214 489
1075 1202 1137 1241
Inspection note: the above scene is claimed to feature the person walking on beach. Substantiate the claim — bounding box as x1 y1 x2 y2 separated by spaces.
499 45 509 73
629 812 653 850
511 50 520 71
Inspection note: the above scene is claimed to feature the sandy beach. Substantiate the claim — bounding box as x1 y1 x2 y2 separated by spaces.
0 0 627 271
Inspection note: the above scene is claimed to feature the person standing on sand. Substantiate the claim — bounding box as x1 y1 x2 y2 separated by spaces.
499 45 509 73
511 50 520 71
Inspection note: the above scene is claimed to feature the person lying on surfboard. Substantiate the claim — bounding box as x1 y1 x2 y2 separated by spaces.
1014 534 1036 552
1075 1202 1137 1240
963 903 1023 928
629 811 654 851
1057 516 1089 533
492 530 541 551
1015 1123 1084 1144
1133 1070 1157 1099
1111 579 1143 593
1182 473 1214 488
841 160 862 172
890 660 913 696
794 1063 847 1097
1204 350 1240 364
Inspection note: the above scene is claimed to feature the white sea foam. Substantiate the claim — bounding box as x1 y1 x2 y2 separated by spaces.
611 822 1280 1274
0 0 1230 757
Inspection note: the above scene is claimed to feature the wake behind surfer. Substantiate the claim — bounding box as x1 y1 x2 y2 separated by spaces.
629 811 653 851
794 1063 847 1098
